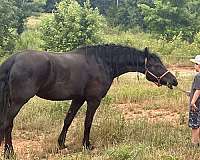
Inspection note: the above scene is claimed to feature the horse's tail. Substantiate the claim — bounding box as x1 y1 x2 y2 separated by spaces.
0 55 16 131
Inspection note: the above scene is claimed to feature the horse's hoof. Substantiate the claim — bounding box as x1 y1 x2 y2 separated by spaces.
4 154 16 160
4 148 15 159
83 144 94 150
58 144 67 150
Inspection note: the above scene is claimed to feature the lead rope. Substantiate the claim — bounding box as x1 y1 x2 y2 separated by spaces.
175 86 188 94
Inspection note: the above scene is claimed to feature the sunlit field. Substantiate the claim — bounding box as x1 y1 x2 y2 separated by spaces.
1 70 199 160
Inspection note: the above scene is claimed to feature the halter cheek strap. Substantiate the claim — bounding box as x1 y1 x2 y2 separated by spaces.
144 58 170 87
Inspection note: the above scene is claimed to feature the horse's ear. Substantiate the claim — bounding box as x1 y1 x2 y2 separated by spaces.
144 47 149 57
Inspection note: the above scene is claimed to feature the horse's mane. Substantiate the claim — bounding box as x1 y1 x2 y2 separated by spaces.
73 44 162 64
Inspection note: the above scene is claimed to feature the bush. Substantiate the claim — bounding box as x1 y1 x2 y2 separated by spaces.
40 0 106 52
15 30 44 51
194 32 200 49
0 0 19 54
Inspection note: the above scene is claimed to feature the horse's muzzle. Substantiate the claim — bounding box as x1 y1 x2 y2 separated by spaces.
172 78 178 87
167 78 178 89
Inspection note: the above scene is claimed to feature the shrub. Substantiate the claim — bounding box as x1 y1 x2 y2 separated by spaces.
15 30 44 51
40 0 106 52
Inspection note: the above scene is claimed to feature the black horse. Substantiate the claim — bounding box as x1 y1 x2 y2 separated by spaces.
0 44 178 157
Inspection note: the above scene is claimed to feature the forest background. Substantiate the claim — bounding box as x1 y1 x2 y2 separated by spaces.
1 0 200 65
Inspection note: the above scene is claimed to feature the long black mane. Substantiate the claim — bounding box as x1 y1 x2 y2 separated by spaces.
74 44 162 64
73 44 163 77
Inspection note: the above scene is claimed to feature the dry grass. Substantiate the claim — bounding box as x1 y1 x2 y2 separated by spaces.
0 71 199 160
26 13 52 30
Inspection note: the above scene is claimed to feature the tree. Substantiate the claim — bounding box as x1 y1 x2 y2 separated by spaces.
0 0 41 54
108 0 144 29
14 0 41 34
0 0 18 53
40 0 106 52
45 0 61 12
46 0 116 15
106 0 154 30
78 0 116 15
139 0 200 41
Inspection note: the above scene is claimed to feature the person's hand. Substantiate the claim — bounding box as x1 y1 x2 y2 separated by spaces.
186 91 191 97
190 103 198 112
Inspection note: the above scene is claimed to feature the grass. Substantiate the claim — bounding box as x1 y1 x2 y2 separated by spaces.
0 72 197 160
109 73 191 112
26 13 52 30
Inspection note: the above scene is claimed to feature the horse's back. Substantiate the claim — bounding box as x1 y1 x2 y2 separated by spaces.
5 50 111 101
36 53 90 100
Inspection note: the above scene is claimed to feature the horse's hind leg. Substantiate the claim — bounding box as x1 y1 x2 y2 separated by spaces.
58 98 85 149
4 119 14 159
3 101 26 159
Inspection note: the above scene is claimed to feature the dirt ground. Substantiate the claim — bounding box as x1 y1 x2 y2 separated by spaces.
169 65 195 74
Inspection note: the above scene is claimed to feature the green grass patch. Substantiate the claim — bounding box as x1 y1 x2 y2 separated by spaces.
0 73 194 160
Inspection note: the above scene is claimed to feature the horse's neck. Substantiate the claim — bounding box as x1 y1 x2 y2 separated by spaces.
111 52 145 78
82 46 146 78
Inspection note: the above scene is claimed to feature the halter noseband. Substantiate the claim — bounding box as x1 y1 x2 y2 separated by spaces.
144 58 170 87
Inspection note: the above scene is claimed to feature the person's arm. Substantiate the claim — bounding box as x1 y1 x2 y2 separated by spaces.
190 89 200 111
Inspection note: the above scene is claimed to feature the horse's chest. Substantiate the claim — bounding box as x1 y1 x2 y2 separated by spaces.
85 77 112 99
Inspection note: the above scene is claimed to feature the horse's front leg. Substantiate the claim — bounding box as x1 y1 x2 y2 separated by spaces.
82 99 101 150
4 120 14 159
58 98 85 149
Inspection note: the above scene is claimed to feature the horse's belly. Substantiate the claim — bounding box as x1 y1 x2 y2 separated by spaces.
36 83 83 101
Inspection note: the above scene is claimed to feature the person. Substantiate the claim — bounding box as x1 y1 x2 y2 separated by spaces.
188 55 200 146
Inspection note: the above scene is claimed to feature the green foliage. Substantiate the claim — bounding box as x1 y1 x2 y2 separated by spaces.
139 0 200 41
40 0 106 52
14 0 44 34
45 0 61 12
106 145 135 160
194 32 200 49
15 30 44 51
0 0 43 55
78 0 116 15
42 0 200 43
107 0 146 30
0 0 19 54
45 0 115 15
26 13 52 30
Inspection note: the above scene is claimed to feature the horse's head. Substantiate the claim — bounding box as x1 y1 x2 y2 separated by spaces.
143 47 178 89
